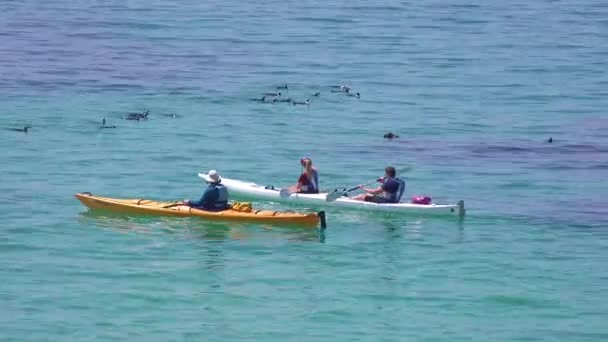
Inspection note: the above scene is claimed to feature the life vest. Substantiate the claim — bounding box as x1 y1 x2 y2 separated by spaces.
300 169 319 193
203 183 229 210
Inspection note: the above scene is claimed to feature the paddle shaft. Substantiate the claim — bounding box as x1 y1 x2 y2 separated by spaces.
345 181 377 193
162 202 183 208
348 166 411 191
335 165 413 195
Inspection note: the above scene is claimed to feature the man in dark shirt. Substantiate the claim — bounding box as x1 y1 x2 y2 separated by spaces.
184 170 229 211
352 166 405 203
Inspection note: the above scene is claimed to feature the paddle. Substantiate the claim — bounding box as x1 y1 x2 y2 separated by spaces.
325 181 378 202
325 165 414 202
162 202 184 208
279 187 296 198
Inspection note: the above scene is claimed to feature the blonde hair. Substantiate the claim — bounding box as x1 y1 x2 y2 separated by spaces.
306 160 317 178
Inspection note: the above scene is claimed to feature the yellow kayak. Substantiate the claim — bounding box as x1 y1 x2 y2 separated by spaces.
75 192 326 229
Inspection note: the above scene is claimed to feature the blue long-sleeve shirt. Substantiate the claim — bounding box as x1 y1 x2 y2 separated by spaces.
188 187 218 208
188 184 228 210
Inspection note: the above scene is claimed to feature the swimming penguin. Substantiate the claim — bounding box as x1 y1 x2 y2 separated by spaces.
264 92 281 97
161 113 179 118
276 84 288 90
330 85 351 93
274 97 292 103
8 126 31 133
251 96 267 102
124 109 149 120
292 99 310 107
99 117 116 128
384 132 399 139
330 85 350 91
547 137 553 143
347 92 360 99
312 92 320 97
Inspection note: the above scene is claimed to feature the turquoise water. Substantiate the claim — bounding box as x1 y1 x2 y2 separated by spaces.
2 0 608 340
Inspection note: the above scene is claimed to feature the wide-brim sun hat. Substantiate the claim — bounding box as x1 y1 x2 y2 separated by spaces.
198 169 221 183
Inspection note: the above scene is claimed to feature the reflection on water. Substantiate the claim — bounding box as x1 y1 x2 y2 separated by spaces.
78 209 325 243
78 210 159 235
376 215 466 243
379 217 424 240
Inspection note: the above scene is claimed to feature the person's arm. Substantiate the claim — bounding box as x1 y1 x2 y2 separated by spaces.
360 185 383 195
291 174 306 192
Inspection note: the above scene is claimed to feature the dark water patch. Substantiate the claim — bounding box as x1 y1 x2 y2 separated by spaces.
460 122 492 129
293 16 359 24
459 82 529 89
560 143 608 153
101 83 147 92
507 211 608 232
166 87 201 95
466 142 608 160
440 17 491 26
270 122 289 127
535 163 608 171
149 155 190 163
346 5 404 11
482 295 559 309
550 107 593 115
177 132 207 139
65 32 120 40
110 74 139 81
411 24 444 30
445 3 482 9
498 181 533 189
469 145 534 155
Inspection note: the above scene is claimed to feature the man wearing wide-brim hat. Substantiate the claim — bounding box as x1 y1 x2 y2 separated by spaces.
183 170 230 211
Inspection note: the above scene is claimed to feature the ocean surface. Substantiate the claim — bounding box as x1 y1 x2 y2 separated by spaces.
1 0 608 340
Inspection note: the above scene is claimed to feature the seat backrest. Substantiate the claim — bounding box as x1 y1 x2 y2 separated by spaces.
395 178 406 203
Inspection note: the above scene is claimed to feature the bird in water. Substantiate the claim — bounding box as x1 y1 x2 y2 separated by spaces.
8 125 31 133
124 109 149 120
99 117 116 129
330 85 350 93
162 113 179 118
276 84 288 90
292 99 310 107
264 92 281 97
547 137 553 143
312 92 320 97
384 132 399 139
251 96 267 102
347 91 360 99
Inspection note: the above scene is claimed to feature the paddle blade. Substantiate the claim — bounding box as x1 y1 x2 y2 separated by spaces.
325 190 343 202
279 188 292 198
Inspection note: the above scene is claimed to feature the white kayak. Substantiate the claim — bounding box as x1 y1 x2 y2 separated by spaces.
206 175 465 217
